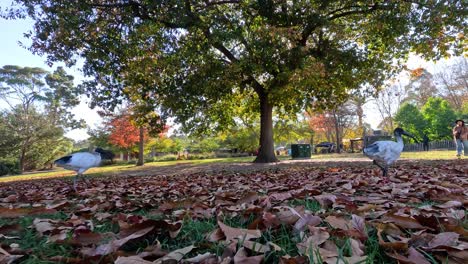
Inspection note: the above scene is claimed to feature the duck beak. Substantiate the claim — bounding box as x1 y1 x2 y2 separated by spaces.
403 131 418 142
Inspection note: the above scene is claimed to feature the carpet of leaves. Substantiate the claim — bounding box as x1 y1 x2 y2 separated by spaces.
0 160 467 263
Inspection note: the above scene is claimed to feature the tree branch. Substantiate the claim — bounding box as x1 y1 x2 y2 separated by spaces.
203 0 240 7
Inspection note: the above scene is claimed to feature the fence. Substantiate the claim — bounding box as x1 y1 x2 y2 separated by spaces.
403 139 456 152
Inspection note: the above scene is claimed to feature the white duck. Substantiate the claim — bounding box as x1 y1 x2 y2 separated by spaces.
54 148 113 191
364 128 417 180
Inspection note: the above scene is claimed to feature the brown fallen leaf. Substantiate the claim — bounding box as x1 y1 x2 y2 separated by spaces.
294 213 321 232
0 224 22 235
377 229 408 251
0 208 57 218
382 213 426 229
185 252 217 263
217 221 261 242
349 238 365 257
427 232 459 249
325 215 350 230
115 256 152 264
32 218 59 236
233 247 263 264
297 227 330 255
81 226 154 257
408 247 431 264
436 201 462 209
242 240 270 253
154 245 195 264
325 255 367 264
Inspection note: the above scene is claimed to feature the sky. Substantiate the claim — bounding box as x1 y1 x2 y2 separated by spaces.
0 4 101 141
0 1 442 142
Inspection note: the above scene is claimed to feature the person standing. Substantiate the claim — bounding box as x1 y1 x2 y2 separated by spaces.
452 119 467 158
422 134 429 151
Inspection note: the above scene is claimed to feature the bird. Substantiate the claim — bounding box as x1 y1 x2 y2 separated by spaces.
363 128 417 181
54 148 113 191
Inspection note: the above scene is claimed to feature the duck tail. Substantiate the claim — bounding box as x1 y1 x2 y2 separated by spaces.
54 155 72 165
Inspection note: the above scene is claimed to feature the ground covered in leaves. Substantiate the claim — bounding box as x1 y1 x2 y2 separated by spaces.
0 159 466 263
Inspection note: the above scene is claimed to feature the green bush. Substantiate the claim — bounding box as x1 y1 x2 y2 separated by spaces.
187 152 216 160
152 154 178 162
0 159 19 176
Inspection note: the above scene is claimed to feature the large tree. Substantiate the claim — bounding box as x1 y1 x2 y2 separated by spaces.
4 1 465 162
434 57 468 110
0 65 82 172
394 103 427 140
404 68 439 108
421 97 457 140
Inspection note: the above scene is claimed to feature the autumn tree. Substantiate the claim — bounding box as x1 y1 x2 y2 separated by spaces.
404 68 439 108
5 1 466 162
108 114 147 160
307 101 357 153
374 81 407 133
434 57 468 110
274 116 312 147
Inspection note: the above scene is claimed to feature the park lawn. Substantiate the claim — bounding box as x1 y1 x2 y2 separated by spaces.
0 150 460 183
0 156 465 263
0 152 466 263
0 156 253 183
311 149 459 160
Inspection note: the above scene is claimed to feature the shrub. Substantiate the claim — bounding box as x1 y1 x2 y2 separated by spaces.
0 159 19 176
187 152 216 160
152 154 178 162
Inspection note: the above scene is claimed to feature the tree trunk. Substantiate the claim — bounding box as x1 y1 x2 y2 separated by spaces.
19 150 25 174
254 94 278 163
333 110 341 154
136 126 144 166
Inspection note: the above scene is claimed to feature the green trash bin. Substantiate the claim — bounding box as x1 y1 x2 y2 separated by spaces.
291 144 311 159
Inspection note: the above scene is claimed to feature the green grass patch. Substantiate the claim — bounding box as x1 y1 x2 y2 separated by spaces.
0 212 74 264
289 198 322 213
365 228 394 264
1 150 459 184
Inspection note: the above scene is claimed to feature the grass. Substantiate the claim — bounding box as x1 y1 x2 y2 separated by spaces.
0 150 463 263
0 156 254 183
0 150 459 184
289 198 322 213
0 207 401 264
365 229 393 264
0 212 74 264
399 149 462 160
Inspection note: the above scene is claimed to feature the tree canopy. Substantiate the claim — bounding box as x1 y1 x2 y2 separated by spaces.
394 102 427 140
0 65 80 172
4 0 466 162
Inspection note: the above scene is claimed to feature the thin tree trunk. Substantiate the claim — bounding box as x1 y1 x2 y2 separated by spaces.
333 110 341 154
137 126 144 166
19 150 25 174
254 94 278 163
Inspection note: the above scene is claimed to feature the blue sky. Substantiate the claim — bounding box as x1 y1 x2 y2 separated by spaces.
0 6 101 141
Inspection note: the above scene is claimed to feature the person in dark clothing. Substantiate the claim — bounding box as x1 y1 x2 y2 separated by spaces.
422 134 429 151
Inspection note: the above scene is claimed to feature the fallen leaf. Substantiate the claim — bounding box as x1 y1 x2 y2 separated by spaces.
218 221 261 242
154 245 195 264
427 232 459 249
233 247 263 264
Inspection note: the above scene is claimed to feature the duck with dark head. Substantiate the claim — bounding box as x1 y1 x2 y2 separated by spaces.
363 128 417 182
54 147 115 191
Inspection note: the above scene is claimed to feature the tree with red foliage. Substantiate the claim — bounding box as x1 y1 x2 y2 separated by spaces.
108 114 147 160
306 102 357 153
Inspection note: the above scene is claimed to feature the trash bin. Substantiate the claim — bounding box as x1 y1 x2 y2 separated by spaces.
291 144 311 159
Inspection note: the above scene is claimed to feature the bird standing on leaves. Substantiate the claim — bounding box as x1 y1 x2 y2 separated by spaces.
364 128 417 180
54 148 113 191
